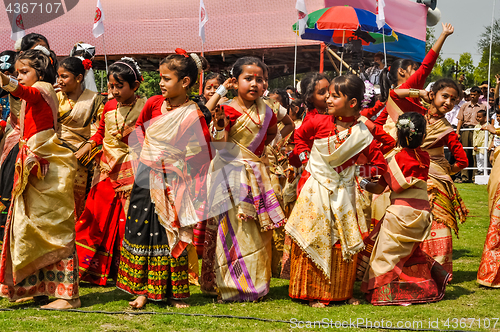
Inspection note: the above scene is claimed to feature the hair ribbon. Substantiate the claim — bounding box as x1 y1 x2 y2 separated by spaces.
0 55 11 70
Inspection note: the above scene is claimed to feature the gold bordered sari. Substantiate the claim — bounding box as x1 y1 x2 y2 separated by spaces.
0 82 78 300
75 97 145 285
286 122 372 302
420 118 468 277
57 89 103 218
362 155 449 305
477 146 500 287
207 98 285 301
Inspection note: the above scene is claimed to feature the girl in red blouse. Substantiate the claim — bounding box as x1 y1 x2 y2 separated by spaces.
206 57 285 302
0 50 79 309
360 112 450 305
392 79 468 280
285 75 387 307
74 58 147 287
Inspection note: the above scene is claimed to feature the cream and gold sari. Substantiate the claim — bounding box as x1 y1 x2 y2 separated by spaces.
0 82 77 290
207 98 285 301
57 89 103 217
420 118 468 277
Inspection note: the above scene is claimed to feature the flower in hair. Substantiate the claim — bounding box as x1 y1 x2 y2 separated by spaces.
362 80 375 108
34 45 50 56
175 48 189 58
396 118 417 136
82 59 92 70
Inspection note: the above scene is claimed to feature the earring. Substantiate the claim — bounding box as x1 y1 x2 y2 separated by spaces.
77 80 80 83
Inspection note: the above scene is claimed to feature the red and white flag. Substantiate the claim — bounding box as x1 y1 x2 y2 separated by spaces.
10 11 25 41
376 0 386 29
93 0 105 38
199 0 208 43
296 0 308 35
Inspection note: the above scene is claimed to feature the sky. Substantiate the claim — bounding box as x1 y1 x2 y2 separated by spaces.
414 0 496 65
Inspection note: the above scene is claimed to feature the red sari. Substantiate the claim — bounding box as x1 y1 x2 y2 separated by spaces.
76 97 146 285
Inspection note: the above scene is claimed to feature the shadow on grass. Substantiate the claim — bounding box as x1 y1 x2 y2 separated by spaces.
449 269 478 284
79 288 130 306
443 283 474 301
453 248 473 260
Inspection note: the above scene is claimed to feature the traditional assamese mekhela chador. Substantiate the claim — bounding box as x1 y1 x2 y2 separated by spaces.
286 113 387 305
0 100 20 247
477 126 500 287
0 80 78 301
419 117 468 279
206 98 285 301
57 88 104 217
361 142 450 305
116 97 212 301
75 96 146 285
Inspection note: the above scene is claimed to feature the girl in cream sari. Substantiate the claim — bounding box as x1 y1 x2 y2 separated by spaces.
361 112 450 305
56 57 105 218
417 80 468 280
75 58 146 286
477 124 500 287
0 50 79 309
208 57 285 302
116 52 211 309
286 75 387 307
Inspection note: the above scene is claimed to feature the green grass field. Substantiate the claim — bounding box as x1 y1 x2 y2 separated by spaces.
0 183 498 332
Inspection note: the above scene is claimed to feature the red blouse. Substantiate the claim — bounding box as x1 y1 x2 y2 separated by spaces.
222 104 277 157
293 114 388 177
374 49 439 125
360 100 386 119
11 84 54 140
362 118 397 155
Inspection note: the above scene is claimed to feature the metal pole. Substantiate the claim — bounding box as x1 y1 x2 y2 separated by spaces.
484 0 496 177
293 16 298 89
102 34 109 74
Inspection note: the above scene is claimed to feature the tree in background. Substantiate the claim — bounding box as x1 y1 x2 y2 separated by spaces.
425 28 479 88
477 18 500 87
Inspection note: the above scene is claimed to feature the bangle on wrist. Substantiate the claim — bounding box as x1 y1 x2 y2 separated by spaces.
87 140 96 148
1 77 18 92
215 85 228 97
298 151 309 163
409 89 420 99
359 178 370 190
212 129 226 140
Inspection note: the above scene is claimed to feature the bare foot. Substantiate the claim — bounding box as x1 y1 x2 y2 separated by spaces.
15 297 34 303
347 297 360 305
309 300 326 308
129 296 147 309
41 298 81 310
169 299 190 308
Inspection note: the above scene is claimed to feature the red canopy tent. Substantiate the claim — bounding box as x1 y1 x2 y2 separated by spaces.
0 0 328 77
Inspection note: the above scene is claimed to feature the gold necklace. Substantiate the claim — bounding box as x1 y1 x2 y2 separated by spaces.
236 98 262 128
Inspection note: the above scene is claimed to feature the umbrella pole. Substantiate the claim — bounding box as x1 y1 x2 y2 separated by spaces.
199 42 204 95
382 27 387 68
293 29 298 89
339 30 345 76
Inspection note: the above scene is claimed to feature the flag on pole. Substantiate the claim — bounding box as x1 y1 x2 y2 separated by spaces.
10 10 25 41
199 0 208 43
93 0 105 38
296 0 308 36
376 0 386 29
